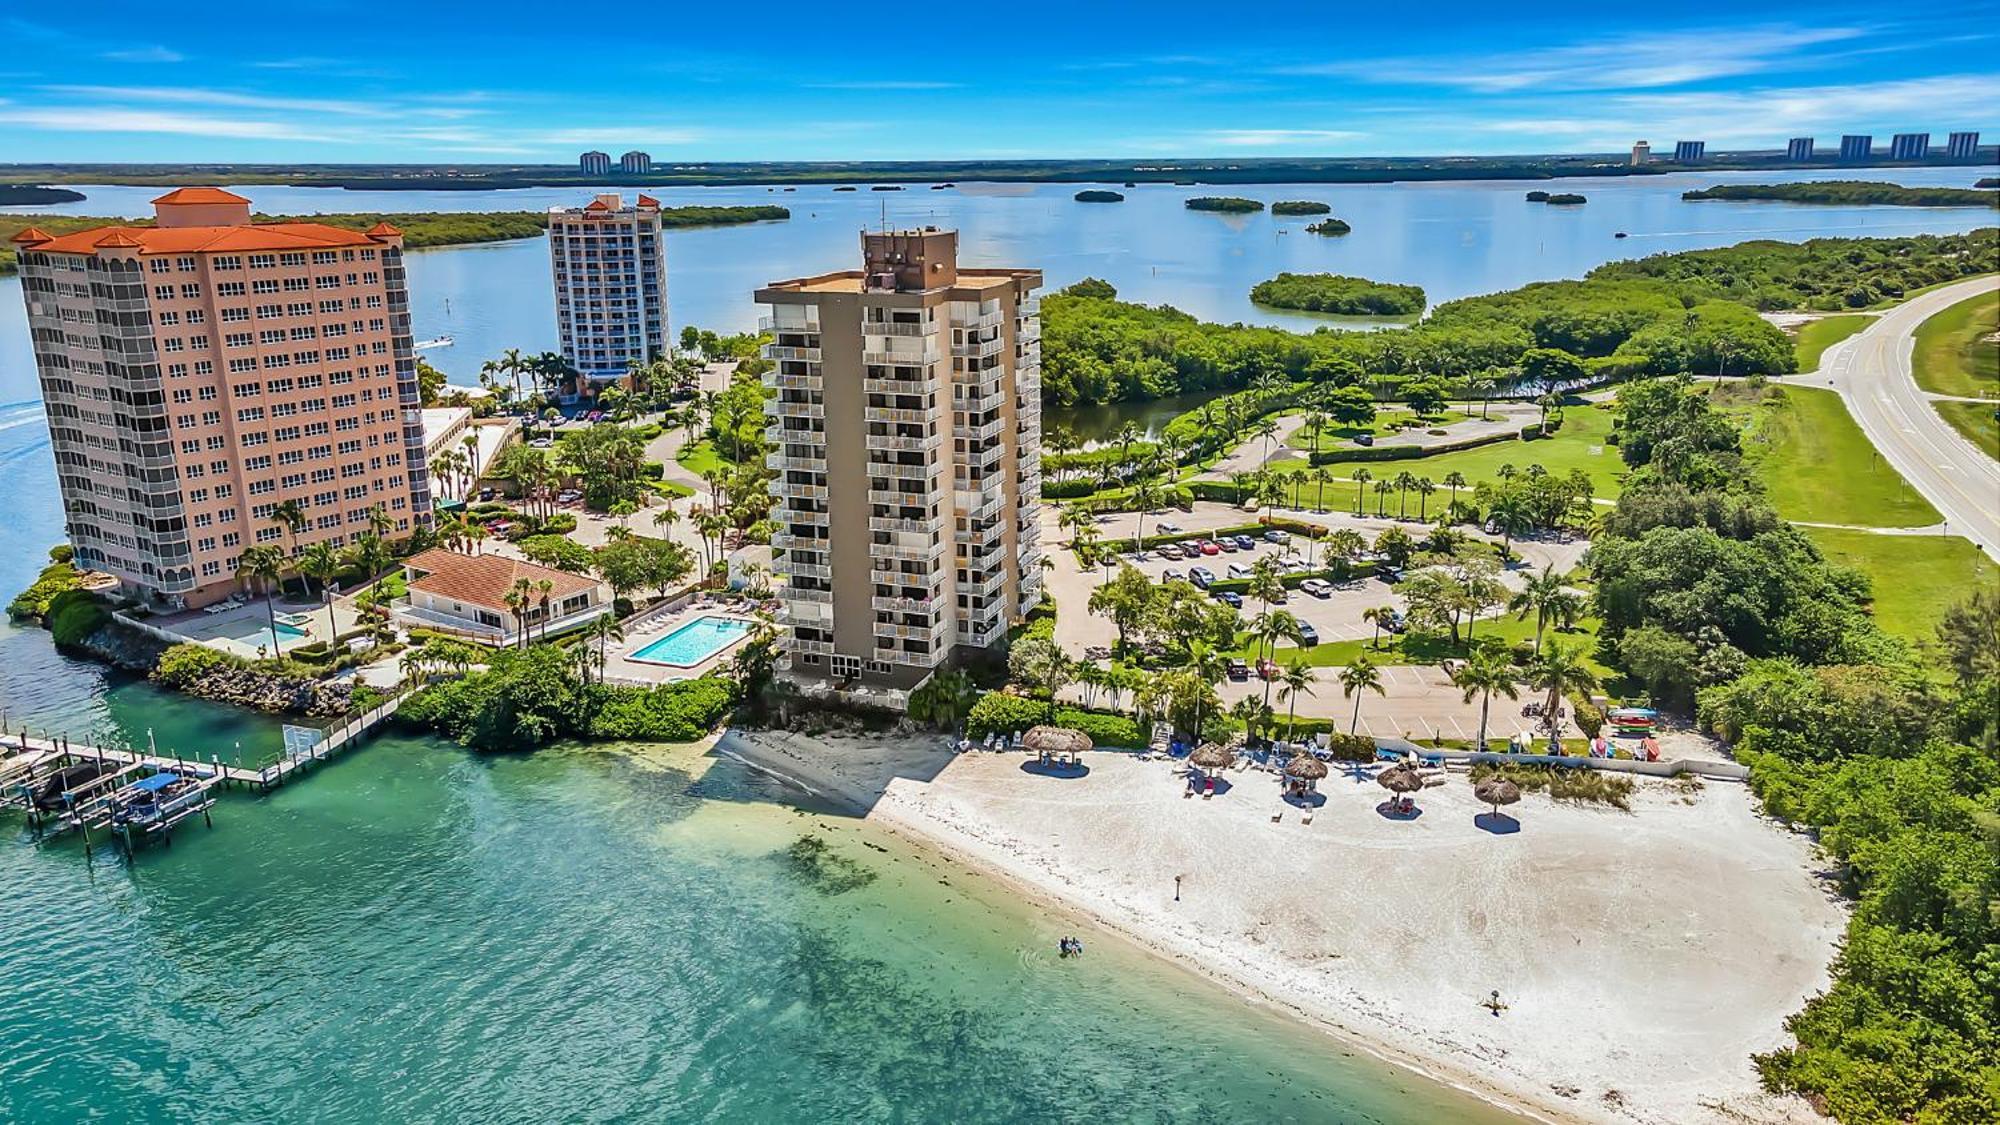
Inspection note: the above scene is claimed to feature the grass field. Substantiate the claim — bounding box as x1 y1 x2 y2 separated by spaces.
674 439 728 478
1273 403 1622 502
1283 408 1475 450
1931 399 2000 460
1791 314 1872 371
1803 527 1998 640
1748 386 1940 527
1233 608 1610 676
1912 289 2000 398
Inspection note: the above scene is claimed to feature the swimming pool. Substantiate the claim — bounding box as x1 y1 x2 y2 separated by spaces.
629 616 753 667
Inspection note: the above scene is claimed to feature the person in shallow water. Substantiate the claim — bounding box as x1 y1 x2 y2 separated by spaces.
1059 936 1085 958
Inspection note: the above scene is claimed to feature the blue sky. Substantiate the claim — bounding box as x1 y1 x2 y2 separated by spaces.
1 2 1994 163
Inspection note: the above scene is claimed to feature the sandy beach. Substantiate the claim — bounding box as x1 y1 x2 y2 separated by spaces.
717 729 1846 1125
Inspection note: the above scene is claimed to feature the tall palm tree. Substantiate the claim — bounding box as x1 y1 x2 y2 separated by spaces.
1414 477 1437 522
1393 471 1417 520
1372 478 1394 518
1278 660 1317 743
1253 609 1303 708
1451 648 1520 752
1252 415 1280 467
1128 478 1165 551
586 614 626 683
1509 565 1568 654
1185 641 1230 741
1527 639 1599 753
536 579 555 643
1323 528 1366 578
234 546 287 656
1310 465 1332 514
296 541 342 641
1362 605 1397 649
1304 411 1327 459
1339 656 1385 735
499 346 528 401
1443 471 1467 514
1351 467 1372 515
461 432 483 484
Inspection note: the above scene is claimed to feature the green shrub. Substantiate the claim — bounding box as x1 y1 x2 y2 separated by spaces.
153 642 244 688
1568 689 1605 737
585 677 737 742
1249 272 1426 316
1470 761 1632 809
963 692 1143 747
46 589 107 648
47 544 73 564
1307 430 1517 465
8 561 82 619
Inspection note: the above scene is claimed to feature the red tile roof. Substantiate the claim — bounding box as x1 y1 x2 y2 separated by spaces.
366 221 401 237
583 198 612 212
636 193 659 208
152 187 251 206
22 221 380 256
94 230 144 249
9 226 52 245
403 548 601 611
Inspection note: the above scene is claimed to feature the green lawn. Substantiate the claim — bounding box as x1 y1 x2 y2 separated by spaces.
1802 527 1998 641
1792 315 1872 372
1232 608 1608 675
1749 387 1940 527
1912 289 1999 398
1931 399 2000 460
1284 408 1474 450
1273 404 1623 501
675 439 728 478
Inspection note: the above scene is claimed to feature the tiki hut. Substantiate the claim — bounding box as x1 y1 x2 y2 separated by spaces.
1376 762 1426 813
1188 741 1236 774
1283 750 1328 796
1474 775 1522 819
1022 725 1092 764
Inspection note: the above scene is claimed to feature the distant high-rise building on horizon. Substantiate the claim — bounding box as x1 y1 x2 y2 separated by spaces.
757 229 1043 707
10 188 431 608
1787 137 1815 161
547 194 669 395
1946 131 1980 159
1673 140 1705 162
1629 141 1650 166
578 151 611 176
1890 133 1930 161
1840 134 1873 161
619 151 652 175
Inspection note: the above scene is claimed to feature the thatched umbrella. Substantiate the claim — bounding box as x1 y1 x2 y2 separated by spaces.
1283 749 1329 796
1189 741 1236 773
1376 762 1425 810
1022 726 1092 756
1474 775 1522 818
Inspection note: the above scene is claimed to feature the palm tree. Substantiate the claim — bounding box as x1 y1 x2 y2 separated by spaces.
586 614 626 683
1186 641 1230 741
1339 656 1385 735
502 580 531 649
1488 493 1532 560
270 499 306 557
1414 477 1437 521
1323 528 1366 578
1451 649 1520 752
1372 478 1394 518
1128 478 1166 551
1310 465 1333 513
499 346 528 400
1252 415 1280 467
234 546 287 654
1351 467 1372 515
1278 660 1317 743
1253 609 1303 708
296 541 342 641
1304 411 1328 459
1362 605 1397 649
1526 639 1599 753
1393 471 1416 520
536 579 555 643
1509 565 1568 654
461 432 483 484
1443 471 1467 515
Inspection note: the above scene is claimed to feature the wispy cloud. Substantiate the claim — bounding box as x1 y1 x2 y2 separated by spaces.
0 106 314 141
1288 25 1870 92
101 46 185 64
1198 128 1367 147
40 85 384 117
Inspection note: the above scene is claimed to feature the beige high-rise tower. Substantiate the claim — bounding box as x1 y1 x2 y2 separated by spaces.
757 229 1043 705
11 188 431 609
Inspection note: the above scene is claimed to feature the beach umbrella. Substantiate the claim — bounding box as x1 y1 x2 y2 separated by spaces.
1376 762 1425 805
1473 775 1521 818
1282 753 1328 781
1188 742 1236 771
1022 726 1093 755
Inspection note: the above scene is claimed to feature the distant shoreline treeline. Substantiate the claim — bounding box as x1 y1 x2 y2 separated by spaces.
0 185 85 205
0 205 789 274
7 151 1992 192
1683 181 2000 208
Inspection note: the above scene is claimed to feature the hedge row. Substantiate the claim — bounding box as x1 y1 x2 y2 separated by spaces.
964 692 1144 747
1305 429 1516 466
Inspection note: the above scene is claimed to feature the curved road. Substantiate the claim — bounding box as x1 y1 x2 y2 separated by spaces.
1817 276 2000 562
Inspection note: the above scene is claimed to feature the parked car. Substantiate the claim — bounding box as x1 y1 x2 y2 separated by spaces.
1155 522 1183 535
1299 578 1333 598
1269 587 1288 603
1377 567 1404 584
1384 610 1408 633
1296 623 1320 646
1256 658 1279 680
1197 540 1222 556
1227 659 1250 681
1213 590 1242 608
1283 558 1315 575
1264 529 1291 544
1162 569 1185 583
1188 566 1215 588
1155 543 1184 560
530 437 555 448
1226 562 1252 579
1355 433 1374 446
476 487 496 502
1215 537 1239 553
1232 534 1258 550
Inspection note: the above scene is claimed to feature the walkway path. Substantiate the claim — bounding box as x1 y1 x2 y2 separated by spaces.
1811 276 2000 561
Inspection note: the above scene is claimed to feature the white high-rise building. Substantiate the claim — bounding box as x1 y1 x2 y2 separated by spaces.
547 193 669 393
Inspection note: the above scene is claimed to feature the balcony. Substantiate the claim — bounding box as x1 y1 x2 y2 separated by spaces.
771 480 829 501
872 594 940 614
956 521 1005 548
957 488 1004 522
863 376 932 396
864 406 933 426
874 619 950 643
869 461 933 482
769 531 829 551
770 372 822 391
869 487 932 508
1019 298 1042 316
780 559 832 580
784 586 834 603
955 308 1004 330
952 336 1004 360
869 515 937 534
862 345 941 367
766 451 828 473
788 637 836 656
861 320 931 337
866 432 943 454
758 314 821 333
966 571 1008 597
764 345 823 363
875 537 946 563
954 416 1005 442
877 646 948 670
765 398 825 420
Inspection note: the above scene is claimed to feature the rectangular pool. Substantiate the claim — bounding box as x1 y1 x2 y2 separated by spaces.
629 616 753 667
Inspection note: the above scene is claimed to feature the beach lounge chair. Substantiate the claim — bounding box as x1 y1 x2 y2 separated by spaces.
1202 776 1216 800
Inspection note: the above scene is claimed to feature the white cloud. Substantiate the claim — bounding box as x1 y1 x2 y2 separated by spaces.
0 106 316 141
1289 25 1869 92
101 46 185 64
39 85 383 117
1199 128 1368 147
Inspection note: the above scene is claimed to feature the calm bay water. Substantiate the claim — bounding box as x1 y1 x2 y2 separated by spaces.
0 167 1994 1120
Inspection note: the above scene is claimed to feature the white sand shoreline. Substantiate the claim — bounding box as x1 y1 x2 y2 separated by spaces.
717 727 1846 1125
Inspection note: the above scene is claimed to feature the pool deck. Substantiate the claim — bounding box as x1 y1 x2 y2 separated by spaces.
144 596 332 660
601 602 761 686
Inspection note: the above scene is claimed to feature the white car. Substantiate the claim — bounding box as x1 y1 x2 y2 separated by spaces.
1299 578 1333 598
1264 529 1291 544
1155 522 1183 535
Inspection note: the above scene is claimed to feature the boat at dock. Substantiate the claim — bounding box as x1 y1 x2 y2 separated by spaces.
414 335 455 350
